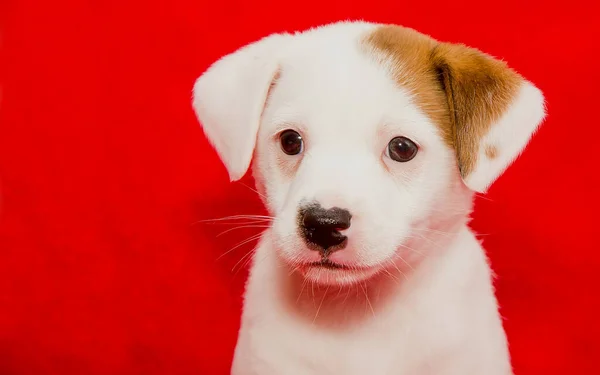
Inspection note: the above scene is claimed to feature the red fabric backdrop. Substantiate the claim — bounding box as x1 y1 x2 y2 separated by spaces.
1 0 598 374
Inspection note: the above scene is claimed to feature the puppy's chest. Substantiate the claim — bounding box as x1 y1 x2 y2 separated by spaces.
238 281 453 374
236 314 481 375
238 312 416 375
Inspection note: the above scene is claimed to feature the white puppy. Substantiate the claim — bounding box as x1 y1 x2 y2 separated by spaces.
192 21 545 375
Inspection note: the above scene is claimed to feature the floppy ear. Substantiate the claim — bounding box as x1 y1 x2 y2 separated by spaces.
432 43 546 193
192 34 288 181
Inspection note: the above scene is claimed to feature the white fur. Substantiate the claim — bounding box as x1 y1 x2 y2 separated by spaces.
465 82 546 192
192 21 545 375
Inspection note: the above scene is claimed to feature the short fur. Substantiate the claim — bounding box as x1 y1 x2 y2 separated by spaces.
192 21 545 375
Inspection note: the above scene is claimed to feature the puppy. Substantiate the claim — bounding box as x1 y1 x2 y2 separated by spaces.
192 21 545 375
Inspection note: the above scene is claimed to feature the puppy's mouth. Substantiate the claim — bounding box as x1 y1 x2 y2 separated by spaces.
307 259 352 270
296 258 379 286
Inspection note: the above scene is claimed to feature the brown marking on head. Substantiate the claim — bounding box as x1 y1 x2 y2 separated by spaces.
362 25 522 179
485 144 498 159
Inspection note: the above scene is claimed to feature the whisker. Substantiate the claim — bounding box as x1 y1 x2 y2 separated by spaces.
231 247 257 273
215 232 264 261
335 285 345 299
243 247 271 274
193 214 274 225
412 227 454 236
296 277 309 304
216 224 271 237
313 285 330 323
388 259 409 281
382 268 402 285
396 253 415 271
474 193 494 202
361 282 375 317
398 243 427 257
233 255 255 277
311 279 317 309
209 219 274 226
407 232 437 245
342 285 352 305
239 182 268 200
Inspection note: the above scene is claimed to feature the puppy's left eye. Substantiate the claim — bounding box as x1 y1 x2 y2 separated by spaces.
386 136 418 162
280 129 304 155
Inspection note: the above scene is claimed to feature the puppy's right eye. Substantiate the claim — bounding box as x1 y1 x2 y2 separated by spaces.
386 136 418 162
279 130 304 155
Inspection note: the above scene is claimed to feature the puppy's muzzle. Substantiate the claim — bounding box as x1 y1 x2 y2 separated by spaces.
299 204 351 256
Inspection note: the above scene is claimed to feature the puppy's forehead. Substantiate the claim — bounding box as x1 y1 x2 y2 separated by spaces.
266 23 444 136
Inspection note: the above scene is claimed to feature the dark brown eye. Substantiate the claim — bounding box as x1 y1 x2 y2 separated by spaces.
387 136 418 162
280 129 303 155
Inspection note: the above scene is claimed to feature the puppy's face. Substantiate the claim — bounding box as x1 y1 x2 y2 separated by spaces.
193 22 545 286
254 55 462 285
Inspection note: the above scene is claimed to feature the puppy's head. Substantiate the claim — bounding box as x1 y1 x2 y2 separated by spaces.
193 22 545 286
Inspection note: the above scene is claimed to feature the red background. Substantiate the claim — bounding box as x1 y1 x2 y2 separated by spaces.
1 0 598 374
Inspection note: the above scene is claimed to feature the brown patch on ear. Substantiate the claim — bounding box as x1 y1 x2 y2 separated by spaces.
431 43 521 176
362 25 522 179
485 145 498 159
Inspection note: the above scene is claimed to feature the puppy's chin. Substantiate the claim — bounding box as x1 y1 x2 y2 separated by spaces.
297 262 380 286
275 244 382 286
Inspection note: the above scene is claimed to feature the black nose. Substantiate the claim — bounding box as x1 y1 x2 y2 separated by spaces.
300 205 351 255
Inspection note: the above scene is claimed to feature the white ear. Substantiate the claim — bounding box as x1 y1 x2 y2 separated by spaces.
464 81 546 192
192 33 288 181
